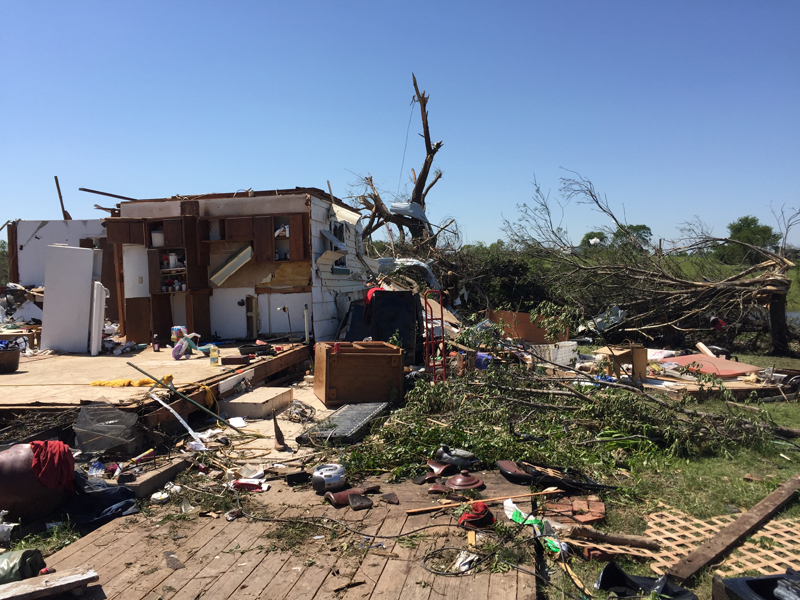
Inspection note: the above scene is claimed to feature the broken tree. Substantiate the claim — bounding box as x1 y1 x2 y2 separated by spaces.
352 74 443 244
503 172 797 354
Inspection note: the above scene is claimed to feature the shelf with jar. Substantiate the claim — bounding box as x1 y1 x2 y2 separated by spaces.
148 248 190 294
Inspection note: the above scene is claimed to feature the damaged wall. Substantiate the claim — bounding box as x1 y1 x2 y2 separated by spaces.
207 242 311 290
209 287 250 339
258 292 312 335
309 196 370 341
119 194 308 219
14 219 106 286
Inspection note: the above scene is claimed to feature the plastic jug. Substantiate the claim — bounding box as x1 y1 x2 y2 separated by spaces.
209 345 219 365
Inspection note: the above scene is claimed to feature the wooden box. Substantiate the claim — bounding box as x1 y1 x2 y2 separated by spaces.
314 342 404 407
596 343 647 383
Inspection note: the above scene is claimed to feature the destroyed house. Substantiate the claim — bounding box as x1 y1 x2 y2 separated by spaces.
103 188 371 344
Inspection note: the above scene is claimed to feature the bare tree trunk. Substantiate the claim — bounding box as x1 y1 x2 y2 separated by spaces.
769 293 790 355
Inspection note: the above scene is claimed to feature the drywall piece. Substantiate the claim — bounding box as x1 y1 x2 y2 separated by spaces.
218 368 255 395
88 281 109 356
41 245 102 353
219 386 293 419
666 473 800 582
15 219 106 286
210 245 253 287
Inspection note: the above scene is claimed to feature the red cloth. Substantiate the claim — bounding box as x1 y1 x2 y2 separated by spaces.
29 441 74 492
365 286 382 306
458 501 496 528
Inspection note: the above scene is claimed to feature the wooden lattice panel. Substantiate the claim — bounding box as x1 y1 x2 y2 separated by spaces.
564 505 800 577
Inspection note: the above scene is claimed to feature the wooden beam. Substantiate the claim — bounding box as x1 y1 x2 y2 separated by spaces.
667 472 800 582
0 567 98 600
405 489 561 515
696 342 716 357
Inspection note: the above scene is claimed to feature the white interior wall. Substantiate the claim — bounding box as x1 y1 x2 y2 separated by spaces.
119 202 181 219
209 287 251 339
15 220 106 286
257 292 312 335
122 245 150 298
200 195 308 217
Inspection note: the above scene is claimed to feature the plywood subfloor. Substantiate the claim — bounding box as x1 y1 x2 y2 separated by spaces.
0 346 300 408
44 473 538 600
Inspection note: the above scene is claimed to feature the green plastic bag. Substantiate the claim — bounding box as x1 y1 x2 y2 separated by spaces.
0 549 46 585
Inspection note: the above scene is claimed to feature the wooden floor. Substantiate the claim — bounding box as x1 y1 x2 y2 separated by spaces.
45 473 537 600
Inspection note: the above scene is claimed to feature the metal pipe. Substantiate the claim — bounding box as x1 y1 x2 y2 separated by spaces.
303 305 310 344
126 361 250 436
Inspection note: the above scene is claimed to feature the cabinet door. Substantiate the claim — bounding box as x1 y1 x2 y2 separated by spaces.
147 249 162 295
106 220 131 244
225 217 254 241
253 216 274 262
130 220 146 245
289 214 306 260
163 219 184 247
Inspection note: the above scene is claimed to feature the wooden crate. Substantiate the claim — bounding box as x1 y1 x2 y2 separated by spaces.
314 342 404 407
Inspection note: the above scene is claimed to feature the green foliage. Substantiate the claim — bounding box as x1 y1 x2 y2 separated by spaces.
715 215 781 265
452 241 552 313
580 231 608 247
611 224 652 249
10 521 81 557
342 364 772 484
528 300 581 341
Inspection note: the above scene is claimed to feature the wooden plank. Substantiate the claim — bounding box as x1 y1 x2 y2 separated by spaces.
254 556 308 600
51 522 149 572
0 567 98 600
666 473 800 582
456 572 491 599
114 241 126 336
696 342 716 357
109 517 245 600
169 522 269 600
406 490 561 515
488 572 519 600
338 502 408 600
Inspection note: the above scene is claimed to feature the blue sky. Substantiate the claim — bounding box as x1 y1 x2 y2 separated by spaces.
2 2 798 247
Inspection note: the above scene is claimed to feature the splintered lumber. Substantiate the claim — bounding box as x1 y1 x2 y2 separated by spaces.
405 488 562 515
696 342 716 357
666 472 800 582
0 567 98 600
563 524 661 551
